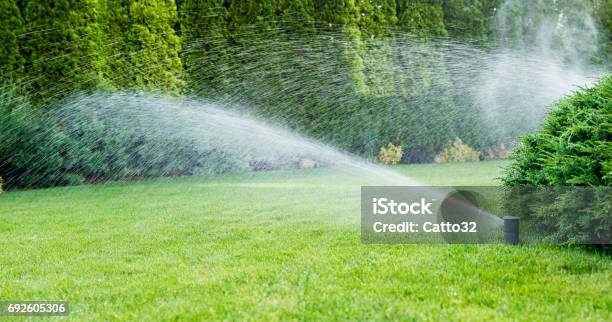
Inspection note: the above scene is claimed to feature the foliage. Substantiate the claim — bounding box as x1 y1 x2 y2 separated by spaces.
396 0 447 38
54 95 243 186
1 162 610 320
1 0 610 189
176 0 463 161
0 0 24 78
101 0 185 93
593 0 612 64
502 75 612 244
0 85 73 188
534 187 611 244
442 0 501 41
18 0 109 101
0 88 242 190
101 0 135 90
378 143 403 165
439 137 480 163
494 0 602 64
503 76 611 186
178 0 230 94
125 0 184 93
481 143 511 160
8 0 184 99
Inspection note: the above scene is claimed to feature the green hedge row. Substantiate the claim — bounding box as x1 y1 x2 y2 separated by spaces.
3 0 610 97
1 0 184 100
1 0 610 182
1 0 504 97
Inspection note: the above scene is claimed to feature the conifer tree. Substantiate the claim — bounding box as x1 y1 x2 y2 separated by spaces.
101 0 132 90
178 0 230 96
396 0 447 37
125 0 184 93
278 0 316 33
314 0 368 94
392 0 455 157
19 0 107 100
442 0 496 41
593 0 612 63
0 0 24 78
354 0 398 97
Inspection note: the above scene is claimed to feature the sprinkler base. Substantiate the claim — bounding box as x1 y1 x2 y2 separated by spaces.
503 216 520 245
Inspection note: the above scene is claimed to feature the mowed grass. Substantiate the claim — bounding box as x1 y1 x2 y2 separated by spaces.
0 160 610 321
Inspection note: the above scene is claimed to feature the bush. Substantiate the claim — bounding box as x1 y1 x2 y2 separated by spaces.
56 93 243 182
0 90 244 190
0 0 24 77
378 143 403 165
438 137 480 163
503 76 611 186
502 75 612 244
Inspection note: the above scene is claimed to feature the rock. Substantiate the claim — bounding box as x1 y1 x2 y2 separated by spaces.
299 158 316 169
433 154 446 163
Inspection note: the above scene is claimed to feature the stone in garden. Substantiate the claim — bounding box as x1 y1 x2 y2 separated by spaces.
299 158 316 169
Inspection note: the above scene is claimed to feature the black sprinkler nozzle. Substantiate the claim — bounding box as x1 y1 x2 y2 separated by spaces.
503 216 520 245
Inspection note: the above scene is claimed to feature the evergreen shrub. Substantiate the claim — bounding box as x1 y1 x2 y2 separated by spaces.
503 75 612 244
0 88 242 190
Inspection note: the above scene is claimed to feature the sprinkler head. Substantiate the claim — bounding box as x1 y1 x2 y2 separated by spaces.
503 216 520 245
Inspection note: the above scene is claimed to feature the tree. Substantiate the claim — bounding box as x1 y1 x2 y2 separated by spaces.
19 0 108 101
442 0 501 42
98 0 184 93
101 0 132 90
0 0 24 78
502 75 612 244
592 0 612 64
178 0 230 95
125 0 184 93
396 0 447 38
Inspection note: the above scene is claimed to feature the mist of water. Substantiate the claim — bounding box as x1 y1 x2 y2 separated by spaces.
178 28 602 152
1 92 418 187
481 0 604 139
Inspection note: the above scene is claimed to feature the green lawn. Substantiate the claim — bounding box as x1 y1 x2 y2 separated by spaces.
0 160 610 320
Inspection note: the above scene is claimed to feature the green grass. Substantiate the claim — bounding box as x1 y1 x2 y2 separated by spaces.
0 160 610 321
